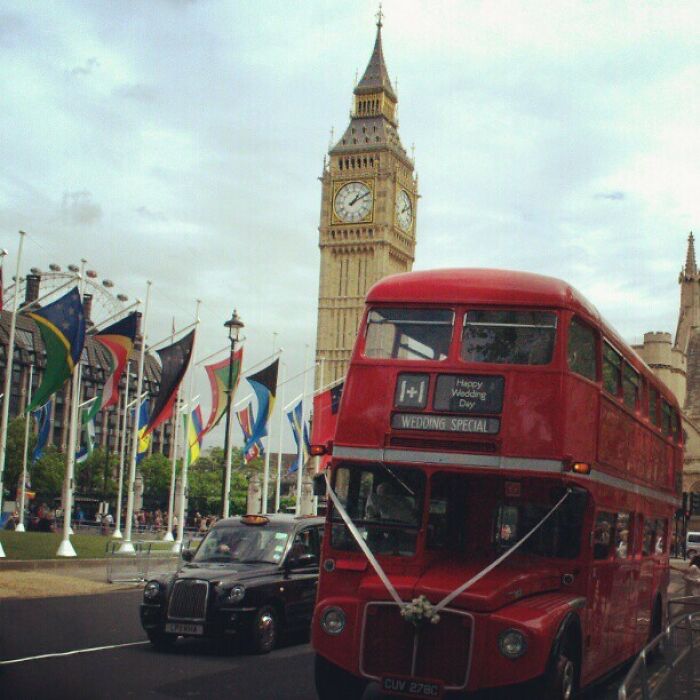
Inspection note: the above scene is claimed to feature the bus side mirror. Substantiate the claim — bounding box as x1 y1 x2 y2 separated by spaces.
313 473 327 497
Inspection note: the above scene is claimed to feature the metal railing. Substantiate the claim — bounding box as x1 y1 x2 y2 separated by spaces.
105 537 200 583
618 600 700 700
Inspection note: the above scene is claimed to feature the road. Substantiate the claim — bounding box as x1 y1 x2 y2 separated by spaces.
0 587 640 700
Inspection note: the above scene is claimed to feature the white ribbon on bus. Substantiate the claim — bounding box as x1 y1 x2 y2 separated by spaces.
324 471 572 614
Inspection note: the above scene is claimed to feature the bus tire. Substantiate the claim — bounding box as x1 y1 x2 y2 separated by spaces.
314 653 367 700
540 629 580 700
646 596 663 664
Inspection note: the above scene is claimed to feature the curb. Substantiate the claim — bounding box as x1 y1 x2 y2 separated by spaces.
0 558 107 571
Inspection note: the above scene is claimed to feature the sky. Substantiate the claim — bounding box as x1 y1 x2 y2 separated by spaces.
1 0 699 451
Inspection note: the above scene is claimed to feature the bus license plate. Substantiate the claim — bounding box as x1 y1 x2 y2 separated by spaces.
381 676 443 698
165 622 203 635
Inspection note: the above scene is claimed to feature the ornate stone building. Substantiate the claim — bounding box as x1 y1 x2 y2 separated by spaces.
633 233 700 492
315 15 417 388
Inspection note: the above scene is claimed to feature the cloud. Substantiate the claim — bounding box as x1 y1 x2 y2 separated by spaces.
113 83 157 102
595 191 626 201
135 205 167 222
60 191 102 225
68 57 99 77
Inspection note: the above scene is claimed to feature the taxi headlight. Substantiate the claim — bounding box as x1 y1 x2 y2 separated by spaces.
144 581 160 601
227 584 246 603
498 628 528 659
320 606 346 636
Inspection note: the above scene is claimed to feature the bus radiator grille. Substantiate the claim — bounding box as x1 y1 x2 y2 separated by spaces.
361 603 472 688
167 580 209 621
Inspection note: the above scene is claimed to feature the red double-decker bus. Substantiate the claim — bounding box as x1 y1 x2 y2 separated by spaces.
311 269 683 700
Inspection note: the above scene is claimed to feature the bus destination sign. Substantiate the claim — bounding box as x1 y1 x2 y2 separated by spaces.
391 412 500 435
433 374 504 414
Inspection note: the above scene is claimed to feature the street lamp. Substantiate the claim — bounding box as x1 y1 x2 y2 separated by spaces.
221 309 244 518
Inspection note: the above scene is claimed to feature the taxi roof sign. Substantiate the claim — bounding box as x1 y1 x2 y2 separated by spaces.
241 514 270 526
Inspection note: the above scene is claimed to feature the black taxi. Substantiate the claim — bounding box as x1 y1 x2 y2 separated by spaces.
140 514 324 653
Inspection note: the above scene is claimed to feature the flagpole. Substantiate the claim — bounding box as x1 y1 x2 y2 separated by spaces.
313 358 325 515
173 300 200 552
112 364 130 539
274 361 286 513
163 389 181 541
15 364 33 533
295 345 311 516
119 281 152 554
56 257 87 558
0 230 25 558
222 391 236 518
261 351 281 515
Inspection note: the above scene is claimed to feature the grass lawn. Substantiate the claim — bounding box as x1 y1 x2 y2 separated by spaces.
0 530 112 559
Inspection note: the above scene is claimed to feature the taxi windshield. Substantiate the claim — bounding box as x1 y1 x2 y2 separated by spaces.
364 308 453 361
193 525 291 565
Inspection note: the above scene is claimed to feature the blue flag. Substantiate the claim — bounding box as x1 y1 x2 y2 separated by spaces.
286 399 310 474
136 400 151 463
244 360 279 459
31 401 52 462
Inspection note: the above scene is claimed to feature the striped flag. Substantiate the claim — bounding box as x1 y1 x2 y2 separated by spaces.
85 312 137 422
286 399 310 474
184 405 204 466
202 348 243 435
237 402 263 462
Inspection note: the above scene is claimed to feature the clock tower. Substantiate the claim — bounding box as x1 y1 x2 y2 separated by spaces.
315 13 417 388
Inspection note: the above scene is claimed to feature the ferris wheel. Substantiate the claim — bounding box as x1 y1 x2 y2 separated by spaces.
2 262 129 322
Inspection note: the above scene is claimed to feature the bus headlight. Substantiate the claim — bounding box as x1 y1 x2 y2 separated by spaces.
144 581 160 601
498 629 527 659
320 606 346 636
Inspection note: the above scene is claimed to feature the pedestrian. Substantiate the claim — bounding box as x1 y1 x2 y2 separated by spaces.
684 556 700 597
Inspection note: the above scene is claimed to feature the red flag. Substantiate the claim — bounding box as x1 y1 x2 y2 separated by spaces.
311 381 343 470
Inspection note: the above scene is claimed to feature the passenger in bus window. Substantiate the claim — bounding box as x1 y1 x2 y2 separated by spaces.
365 481 415 524
593 513 613 559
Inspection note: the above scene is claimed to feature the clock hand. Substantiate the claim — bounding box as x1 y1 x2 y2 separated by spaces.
349 194 361 206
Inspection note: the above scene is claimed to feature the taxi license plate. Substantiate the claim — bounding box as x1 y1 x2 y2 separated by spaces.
381 676 443 698
165 622 203 635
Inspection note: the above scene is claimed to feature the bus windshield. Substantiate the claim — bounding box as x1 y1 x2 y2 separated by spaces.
364 308 453 361
461 310 557 365
331 464 425 557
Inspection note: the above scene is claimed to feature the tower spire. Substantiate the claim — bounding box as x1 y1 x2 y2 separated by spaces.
685 231 697 278
355 6 396 101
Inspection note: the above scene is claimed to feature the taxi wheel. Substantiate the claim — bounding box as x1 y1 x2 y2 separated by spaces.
147 629 176 651
250 605 278 654
314 654 367 700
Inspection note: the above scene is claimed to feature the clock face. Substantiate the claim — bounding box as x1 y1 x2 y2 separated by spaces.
395 189 413 232
334 181 373 223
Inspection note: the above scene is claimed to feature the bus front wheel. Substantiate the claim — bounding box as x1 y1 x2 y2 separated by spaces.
314 654 367 700
540 637 580 700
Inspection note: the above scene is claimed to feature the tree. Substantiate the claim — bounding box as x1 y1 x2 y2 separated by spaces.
138 453 172 508
74 448 118 498
2 416 36 499
31 446 65 501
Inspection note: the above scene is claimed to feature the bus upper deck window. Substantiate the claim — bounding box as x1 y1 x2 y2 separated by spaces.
567 317 597 380
461 310 557 365
649 386 660 426
622 363 640 410
603 342 622 396
364 308 453 361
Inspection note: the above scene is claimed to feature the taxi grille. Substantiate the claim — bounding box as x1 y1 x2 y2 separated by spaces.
168 580 208 621
361 603 473 689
